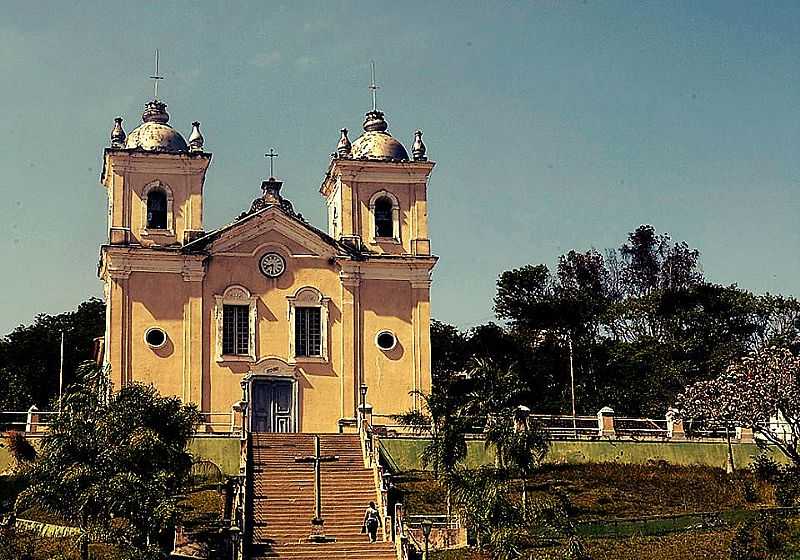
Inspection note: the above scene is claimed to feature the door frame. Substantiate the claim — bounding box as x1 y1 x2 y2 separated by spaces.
241 358 299 433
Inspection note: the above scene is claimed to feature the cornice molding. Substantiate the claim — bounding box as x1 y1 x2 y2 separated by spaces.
104 151 211 178
101 247 205 278
210 209 335 258
321 159 435 195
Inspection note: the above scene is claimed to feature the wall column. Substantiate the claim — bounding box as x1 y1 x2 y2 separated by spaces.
182 265 205 408
411 280 432 409
339 270 361 422
106 270 131 390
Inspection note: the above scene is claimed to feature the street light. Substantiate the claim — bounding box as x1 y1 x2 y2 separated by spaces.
359 383 368 429
421 518 433 560
228 525 241 560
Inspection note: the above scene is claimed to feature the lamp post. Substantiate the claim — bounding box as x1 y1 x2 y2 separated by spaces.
359 383 368 430
567 332 576 437
228 525 241 560
421 519 432 560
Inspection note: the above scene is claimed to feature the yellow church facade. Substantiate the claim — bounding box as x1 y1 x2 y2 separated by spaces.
98 98 436 433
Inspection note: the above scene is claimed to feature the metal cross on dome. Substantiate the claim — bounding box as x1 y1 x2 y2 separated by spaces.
265 148 278 179
368 60 380 111
149 49 164 100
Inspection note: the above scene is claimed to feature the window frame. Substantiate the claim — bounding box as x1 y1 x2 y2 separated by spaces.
141 181 175 236
215 285 257 362
287 287 329 363
295 307 323 358
368 190 401 244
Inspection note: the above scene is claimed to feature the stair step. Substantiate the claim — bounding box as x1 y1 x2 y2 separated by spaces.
246 434 389 558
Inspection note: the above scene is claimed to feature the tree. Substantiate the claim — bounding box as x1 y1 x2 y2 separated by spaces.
16 363 201 559
487 224 797 416
0 298 105 411
484 407 548 512
677 346 800 467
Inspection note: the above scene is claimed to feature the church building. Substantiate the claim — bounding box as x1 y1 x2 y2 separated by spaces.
98 91 436 433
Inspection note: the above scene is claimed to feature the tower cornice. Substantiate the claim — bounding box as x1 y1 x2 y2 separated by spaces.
320 159 434 197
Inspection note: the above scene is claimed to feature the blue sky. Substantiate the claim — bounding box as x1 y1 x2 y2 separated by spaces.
1 1 799 334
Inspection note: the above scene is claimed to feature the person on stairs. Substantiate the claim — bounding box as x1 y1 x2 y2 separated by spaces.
362 501 382 543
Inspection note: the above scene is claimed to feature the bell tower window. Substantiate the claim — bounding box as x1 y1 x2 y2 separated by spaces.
146 189 168 229
374 197 393 238
368 190 401 243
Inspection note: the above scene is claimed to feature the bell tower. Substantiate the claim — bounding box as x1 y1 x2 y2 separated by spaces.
101 100 211 247
321 110 433 256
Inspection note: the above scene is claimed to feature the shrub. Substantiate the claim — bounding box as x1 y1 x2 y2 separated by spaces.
729 514 789 560
565 536 592 560
774 467 800 507
739 479 759 503
750 453 780 483
5 433 35 466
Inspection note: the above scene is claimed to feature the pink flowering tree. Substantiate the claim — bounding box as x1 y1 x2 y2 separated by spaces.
677 346 800 467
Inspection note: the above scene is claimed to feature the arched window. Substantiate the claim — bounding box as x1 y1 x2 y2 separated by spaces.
146 189 168 230
374 196 394 238
288 287 330 362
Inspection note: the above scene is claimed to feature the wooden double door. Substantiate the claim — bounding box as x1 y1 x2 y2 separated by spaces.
251 379 295 433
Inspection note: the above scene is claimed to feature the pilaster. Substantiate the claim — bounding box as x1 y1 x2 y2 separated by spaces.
339 270 361 420
107 270 131 389
182 270 205 406
412 279 432 408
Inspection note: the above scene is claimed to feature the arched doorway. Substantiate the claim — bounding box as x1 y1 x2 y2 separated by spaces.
242 358 299 433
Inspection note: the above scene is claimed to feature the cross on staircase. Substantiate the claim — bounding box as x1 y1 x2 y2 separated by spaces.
294 434 339 542
247 433 396 560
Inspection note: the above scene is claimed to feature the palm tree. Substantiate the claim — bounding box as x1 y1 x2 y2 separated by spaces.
484 407 548 513
16 363 200 559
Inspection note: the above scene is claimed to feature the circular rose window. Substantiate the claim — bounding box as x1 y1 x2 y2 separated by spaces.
144 327 167 349
375 331 397 351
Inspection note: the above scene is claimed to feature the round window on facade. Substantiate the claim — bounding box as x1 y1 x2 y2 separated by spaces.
144 327 167 349
375 330 397 351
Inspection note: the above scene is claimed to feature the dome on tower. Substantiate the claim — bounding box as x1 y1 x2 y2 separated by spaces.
350 110 409 161
125 100 189 153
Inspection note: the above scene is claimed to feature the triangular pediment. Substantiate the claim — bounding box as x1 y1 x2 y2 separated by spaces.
201 207 341 258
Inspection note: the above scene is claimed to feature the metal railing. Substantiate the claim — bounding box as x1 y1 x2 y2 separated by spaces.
614 417 669 438
368 410 765 443
0 409 240 435
0 410 60 432
530 414 602 439
406 514 461 531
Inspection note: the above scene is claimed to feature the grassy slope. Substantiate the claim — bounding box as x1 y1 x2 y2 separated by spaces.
431 531 735 560
402 463 792 560
395 463 774 520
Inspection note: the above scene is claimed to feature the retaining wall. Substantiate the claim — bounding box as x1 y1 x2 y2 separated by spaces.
380 438 788 472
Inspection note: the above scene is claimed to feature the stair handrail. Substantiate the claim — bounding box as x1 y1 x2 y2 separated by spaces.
361 415 392 544
394 503 420 560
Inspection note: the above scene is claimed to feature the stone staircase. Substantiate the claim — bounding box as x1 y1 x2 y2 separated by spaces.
248 433 397 560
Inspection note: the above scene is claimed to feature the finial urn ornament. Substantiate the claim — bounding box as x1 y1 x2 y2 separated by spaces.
188 121 204 152
110 117 126 148
337 128 352 157
141 99 170 124
363 110 388 133
412 130 427 161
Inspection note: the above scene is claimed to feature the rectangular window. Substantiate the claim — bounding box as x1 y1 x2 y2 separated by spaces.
222 304 250 355
295 307 322 357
